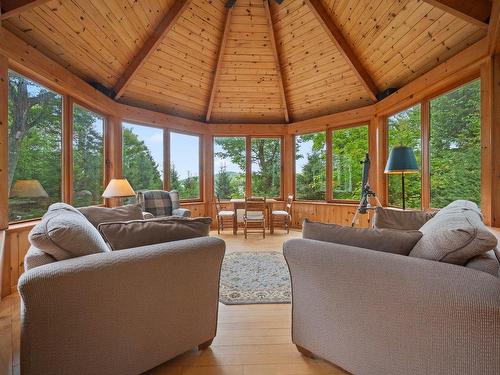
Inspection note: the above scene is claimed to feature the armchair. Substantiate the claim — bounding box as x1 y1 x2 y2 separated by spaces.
136 190 191 218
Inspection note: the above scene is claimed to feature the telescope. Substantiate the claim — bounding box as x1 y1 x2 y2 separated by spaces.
351 153 381 226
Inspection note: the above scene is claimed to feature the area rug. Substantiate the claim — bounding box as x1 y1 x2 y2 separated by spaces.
219 251 291 305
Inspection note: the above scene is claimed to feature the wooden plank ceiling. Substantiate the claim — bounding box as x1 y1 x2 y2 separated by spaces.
2 0 488 123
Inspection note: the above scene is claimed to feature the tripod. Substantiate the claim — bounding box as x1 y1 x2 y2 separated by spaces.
351 154 382 227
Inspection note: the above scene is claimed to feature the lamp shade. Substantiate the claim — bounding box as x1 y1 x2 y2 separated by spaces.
102 179 135 198
10 179 49 198
384 146 419 174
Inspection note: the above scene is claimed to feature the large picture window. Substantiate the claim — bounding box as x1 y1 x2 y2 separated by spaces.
295 132 326 200
170 132 200 200
332 125 368 200
7 72 63 222
430 80 481 208
251 138 281 198
387 105 422 209
213 137 246 199
122 122 163 191
72 104 105 207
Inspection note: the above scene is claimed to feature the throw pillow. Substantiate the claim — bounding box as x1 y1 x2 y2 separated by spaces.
78 204 144 228
29 203 109 261
373 207 436 230
302 219 423 256
465 250 499 277
409 205 497 265
98 217 212 250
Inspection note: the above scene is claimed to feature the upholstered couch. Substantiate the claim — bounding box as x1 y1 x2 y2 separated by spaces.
284 200 500 375
19 203 223 375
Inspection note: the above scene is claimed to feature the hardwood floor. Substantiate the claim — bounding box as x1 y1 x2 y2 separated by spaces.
0 229 348 375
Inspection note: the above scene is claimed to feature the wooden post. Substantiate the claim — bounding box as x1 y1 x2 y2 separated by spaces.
421 100 431 210
62 95 73 204
282 134 295 199
245 136 252 197
480 60 493 225
371 115 387 206
0 54 8 230
103 115 122 207
163 130 170 191
325 130 333 201
491 54 500 227
203 134 214 221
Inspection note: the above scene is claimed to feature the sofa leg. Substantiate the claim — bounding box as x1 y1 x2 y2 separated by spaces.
296 345 315 359
198 338 214 350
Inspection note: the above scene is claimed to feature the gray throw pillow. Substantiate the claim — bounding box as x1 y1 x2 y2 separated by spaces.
409 206 497 265
78 204 144 228
302 219 423 256
98 217 212 250
29 203 109 261
373 207 436 230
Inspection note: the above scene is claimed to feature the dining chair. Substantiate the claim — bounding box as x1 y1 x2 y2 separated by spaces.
243 196 266 239
215 195 235 234
270 194 294 234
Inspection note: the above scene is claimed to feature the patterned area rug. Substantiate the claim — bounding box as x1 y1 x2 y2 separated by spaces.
219 251 291 305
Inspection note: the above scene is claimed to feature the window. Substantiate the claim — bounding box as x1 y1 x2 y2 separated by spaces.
332 125 368 200
295 132 326 200
430 80 481 208
251 138 281 198
387 104 422 209
72 104 105 207
213 137 246 199
170 132 200 200
122 122 163 191
7 72 62 222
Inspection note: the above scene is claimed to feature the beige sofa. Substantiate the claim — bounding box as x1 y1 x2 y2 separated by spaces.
284 201 500 375
19 204 225 375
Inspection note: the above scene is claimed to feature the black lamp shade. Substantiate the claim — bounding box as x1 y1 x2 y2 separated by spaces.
384 146 419 174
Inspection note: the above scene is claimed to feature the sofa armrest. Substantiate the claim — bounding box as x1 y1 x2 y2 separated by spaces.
142 211 154 219
373 207 435 230
283 238 500 375
173 208 191 217
18 237 225 375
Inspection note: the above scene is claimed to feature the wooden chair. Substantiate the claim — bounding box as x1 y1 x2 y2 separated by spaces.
215 195 235 234
243 196 266 239
270 194 293 234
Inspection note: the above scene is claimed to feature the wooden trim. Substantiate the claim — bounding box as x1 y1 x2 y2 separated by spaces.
0 54 8 230
0 0 50 20
203 134 214 218
305 0 378 102
480 60 493 225
62 95 73 204
377 115 388 206
163 130 170 191
245 136 251 197
113 0 190 99
264 0 290 123
325 130 333 201
421 0 490 29
205 5 233 122
421 99 431 210
491 53 500 227
207 123 287 136
489 0 500 56
283 134 294 199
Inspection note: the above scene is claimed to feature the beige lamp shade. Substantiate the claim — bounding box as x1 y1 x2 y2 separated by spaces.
102 179 136 198
10 179 49 198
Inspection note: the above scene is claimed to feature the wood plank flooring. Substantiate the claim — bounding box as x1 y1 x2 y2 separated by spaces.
0 229 348 375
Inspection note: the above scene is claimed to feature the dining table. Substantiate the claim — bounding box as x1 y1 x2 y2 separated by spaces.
229 198 278 235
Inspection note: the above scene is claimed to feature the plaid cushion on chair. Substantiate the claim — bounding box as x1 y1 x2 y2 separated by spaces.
136 190 173 217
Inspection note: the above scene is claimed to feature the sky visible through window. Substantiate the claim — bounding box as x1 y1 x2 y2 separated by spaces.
123 122 164 178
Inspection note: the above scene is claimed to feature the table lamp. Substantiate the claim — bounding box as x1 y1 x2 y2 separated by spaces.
102 178 136 206
384 146 418 210
10 179 49 198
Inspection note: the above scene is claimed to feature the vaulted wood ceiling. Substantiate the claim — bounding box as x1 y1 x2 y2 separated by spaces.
1 0 490 123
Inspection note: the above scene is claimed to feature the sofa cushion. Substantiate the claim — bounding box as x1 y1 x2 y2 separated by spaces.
409 201 497 265
78 204 144 228
29 203 109 260
98 217 212 250
302 219 423 256
373 207 436 230
465 250 500 277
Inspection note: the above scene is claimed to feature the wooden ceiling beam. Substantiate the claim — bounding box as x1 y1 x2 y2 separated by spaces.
113 0 190 100
206 4 234 122
0 0 50 20
305 0 378 102
264 0 290 123
421 0 491 29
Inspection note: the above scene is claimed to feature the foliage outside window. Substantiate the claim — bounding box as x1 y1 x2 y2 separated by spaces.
170 132 200 200
387 105 422 209
72 104 104 207
214 137 246 199
430 80 481 208
122 122 163 192
251 138 281 198
7 72 62 222
332 125 368 200
295 132 326 200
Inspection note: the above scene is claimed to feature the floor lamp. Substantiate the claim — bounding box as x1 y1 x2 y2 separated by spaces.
384 146 419 210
